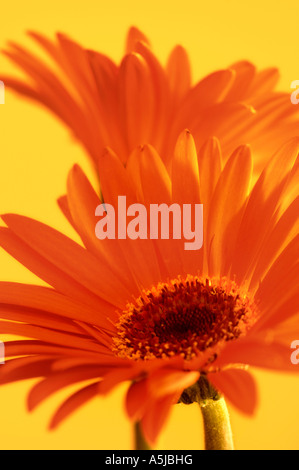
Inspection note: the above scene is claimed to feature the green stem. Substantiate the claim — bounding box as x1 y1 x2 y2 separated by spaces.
199 396 234 450
179 375 234 450
134 421 152 450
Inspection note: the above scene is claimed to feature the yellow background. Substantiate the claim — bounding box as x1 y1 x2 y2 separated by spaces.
0 0 299 450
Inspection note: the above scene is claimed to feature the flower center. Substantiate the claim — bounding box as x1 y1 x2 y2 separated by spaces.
113 275 257 361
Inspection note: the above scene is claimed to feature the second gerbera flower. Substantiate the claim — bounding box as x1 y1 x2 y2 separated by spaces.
2 27 299 174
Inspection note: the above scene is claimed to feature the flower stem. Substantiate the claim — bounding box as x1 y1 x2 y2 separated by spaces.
199 396 234 450
134 421 151 450
179 375 234 450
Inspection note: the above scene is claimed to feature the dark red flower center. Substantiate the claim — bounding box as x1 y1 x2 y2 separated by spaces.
113 275 257 361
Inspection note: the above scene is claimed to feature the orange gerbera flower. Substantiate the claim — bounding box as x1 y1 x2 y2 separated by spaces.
0 131 298 447
2 27 299 173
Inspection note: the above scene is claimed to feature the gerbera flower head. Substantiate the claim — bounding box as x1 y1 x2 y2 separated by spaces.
113 275 257 362
0 131 298 446
2 27 299 173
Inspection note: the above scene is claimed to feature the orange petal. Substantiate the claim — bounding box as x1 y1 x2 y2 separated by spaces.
0 321 104 353
197 137 222 209
137 144 183 280
0 282 114 329
140 391 179 446
28 367 105 411
255 235 299 313
98 367 139 395
57 195 77 232
0 227 112 313
4 340 102 359
56 33 96 96
249 196 299 291
190 102 255 162
99 147 136 205
134 41 170 151
1 214 130 306
3 45 91 152
166 45 191 102
231 138 299 284
197 137 222 275
125 27 151 54
247 67 280 101
126 379 149 421
207 144 252 276
172 130 200 205
87 49 127 161
0 356 54 384
49 382 99 430
147 369 200 399
180 69 235 117
171 131 204 276
225 61 256 101
99 148 162 289
258 289 299 332
0 305 83 335
138 144 171 204
67 164 137 293
216 336 298 373
208 368 258 415
118 52 155 151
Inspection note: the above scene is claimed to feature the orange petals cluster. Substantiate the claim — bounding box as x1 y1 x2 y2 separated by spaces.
2 27 299 172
